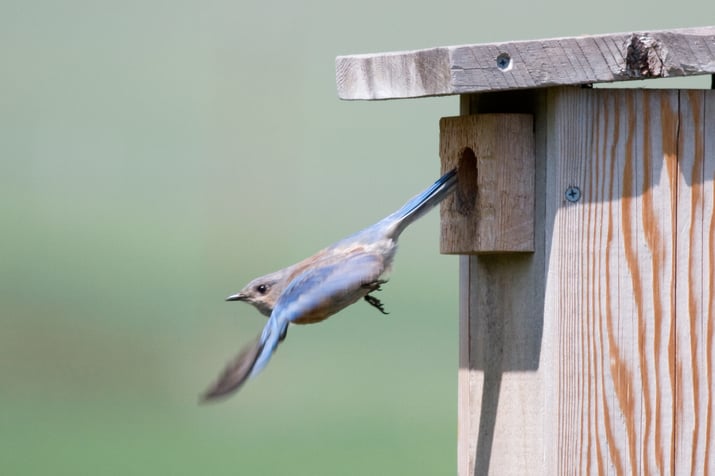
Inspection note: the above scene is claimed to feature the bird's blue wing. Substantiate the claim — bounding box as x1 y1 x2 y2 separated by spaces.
248 251 384 379
202 313 292 401
202 251 385 400
277 251 384 322
201 335 264 401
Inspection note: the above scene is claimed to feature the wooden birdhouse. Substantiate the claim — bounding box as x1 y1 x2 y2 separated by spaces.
336 26 715 475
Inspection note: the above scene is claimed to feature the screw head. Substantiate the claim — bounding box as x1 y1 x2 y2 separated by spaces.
496 53 512 71
565 186 581 203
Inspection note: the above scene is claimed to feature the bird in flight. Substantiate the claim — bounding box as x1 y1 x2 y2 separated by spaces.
202 168 457 401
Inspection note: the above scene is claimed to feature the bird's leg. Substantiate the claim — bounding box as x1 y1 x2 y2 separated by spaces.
364 294 389 315
362 280 389 315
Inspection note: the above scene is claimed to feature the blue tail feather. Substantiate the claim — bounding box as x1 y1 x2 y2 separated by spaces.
388 168 457 237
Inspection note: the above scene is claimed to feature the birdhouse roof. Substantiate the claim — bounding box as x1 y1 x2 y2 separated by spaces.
336 26 715 100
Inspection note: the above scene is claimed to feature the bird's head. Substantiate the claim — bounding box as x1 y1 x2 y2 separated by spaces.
225 270 288 317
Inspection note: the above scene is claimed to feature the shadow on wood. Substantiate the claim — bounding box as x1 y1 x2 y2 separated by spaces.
453 87 715 475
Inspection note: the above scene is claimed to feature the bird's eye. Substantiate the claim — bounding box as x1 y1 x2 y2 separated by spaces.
256 284 268 294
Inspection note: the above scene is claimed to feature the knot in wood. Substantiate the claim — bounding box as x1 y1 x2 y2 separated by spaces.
625 34 666 78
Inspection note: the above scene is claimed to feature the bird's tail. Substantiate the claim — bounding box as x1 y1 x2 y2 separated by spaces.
201 317 287 402
386 168 457 238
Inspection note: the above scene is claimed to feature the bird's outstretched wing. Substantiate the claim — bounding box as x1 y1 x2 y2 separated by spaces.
201 336 263 401
201 251 384 401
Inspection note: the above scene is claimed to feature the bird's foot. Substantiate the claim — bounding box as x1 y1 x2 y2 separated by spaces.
364 294 389 315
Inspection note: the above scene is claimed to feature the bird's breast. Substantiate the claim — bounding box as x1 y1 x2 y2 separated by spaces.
283 241 395 325
291 288 368 324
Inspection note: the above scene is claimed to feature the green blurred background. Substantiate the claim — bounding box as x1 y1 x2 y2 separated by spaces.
1 1 712 474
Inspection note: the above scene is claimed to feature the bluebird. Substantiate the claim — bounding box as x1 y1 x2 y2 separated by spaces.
202 168 457 401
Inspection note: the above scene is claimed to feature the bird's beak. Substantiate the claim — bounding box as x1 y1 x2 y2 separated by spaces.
225 292 246 302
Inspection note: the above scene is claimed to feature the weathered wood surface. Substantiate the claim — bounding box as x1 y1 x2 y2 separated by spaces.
336 26 715 100
674 90 715 474
453 88 715 475
454 92 548 476
543 88 680 475
439 114 534 254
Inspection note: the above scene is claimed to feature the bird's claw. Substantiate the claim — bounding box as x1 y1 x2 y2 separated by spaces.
364 294 389 315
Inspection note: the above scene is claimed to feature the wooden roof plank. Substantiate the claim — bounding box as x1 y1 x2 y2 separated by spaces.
336 26 715 100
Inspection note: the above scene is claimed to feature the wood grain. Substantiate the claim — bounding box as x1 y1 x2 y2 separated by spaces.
439 114 534 254
336 26 715 100
674 90 715 475
543 88 715 474
544 87 680 474
456 88 715 475
456 91 548 476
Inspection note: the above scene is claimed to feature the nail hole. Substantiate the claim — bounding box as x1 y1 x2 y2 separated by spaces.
457 147 477 215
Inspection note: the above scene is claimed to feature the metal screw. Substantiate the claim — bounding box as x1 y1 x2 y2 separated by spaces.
565 186 581 203
496 53 512 71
